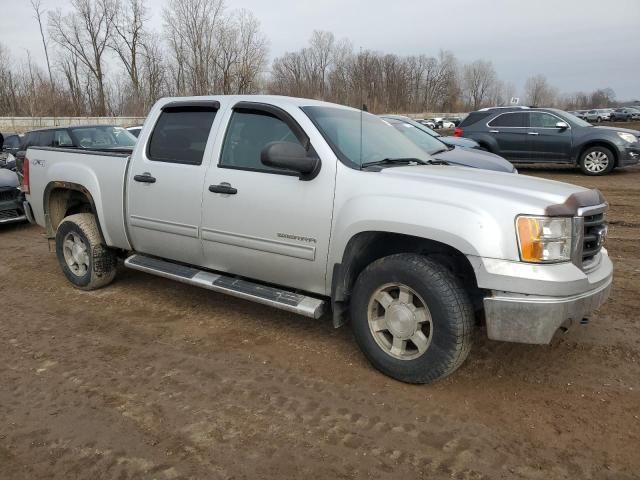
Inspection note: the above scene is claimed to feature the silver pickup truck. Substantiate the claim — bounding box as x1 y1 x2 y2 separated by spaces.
23 95 613 384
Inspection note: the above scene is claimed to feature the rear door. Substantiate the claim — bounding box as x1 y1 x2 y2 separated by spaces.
526 112 572 161
486 112 533 160
126 101 220 266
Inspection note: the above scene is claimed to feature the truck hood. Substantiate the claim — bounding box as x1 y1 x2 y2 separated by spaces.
432 146 516 173
378 165 595 216
0 168 19 188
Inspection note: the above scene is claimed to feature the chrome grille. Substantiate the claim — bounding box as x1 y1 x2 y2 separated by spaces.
582 212 605 262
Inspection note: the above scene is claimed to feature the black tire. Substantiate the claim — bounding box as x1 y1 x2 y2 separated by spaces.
350 254 474 384
579 145 615 176
55 213 117 290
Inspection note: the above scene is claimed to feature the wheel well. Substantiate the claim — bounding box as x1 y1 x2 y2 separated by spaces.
578 142 619 166
45 187 95 237
331 232 480 327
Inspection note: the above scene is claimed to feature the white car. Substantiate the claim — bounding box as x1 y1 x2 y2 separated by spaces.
126 126 143 138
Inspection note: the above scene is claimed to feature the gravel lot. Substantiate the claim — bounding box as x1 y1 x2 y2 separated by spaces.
1 165 639 479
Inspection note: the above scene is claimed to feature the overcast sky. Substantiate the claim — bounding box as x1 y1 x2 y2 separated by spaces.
1 0 639 99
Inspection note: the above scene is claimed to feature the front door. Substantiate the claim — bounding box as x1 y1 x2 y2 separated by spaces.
200 102 336 295
526 112 572 161
126 102 219 266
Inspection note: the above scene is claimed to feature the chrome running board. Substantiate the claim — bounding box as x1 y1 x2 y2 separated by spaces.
124 254 327 319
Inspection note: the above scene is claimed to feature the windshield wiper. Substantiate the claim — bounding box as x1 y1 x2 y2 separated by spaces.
430 148 450 155
361 157 433 169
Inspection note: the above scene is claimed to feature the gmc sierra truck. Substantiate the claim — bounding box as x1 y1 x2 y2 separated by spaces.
23 95 613 384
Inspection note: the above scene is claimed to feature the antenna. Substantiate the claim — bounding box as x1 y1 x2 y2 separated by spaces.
359 47 364 166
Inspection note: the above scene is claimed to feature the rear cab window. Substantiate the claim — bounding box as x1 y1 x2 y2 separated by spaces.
148 105 218 165
487 112 528 127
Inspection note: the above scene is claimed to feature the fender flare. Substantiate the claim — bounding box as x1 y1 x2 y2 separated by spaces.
43 181 106 242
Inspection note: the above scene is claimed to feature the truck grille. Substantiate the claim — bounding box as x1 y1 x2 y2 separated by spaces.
0 188 18 202
582 212 605 262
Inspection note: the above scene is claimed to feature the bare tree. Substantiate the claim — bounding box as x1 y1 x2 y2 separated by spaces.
49 0 117 115
30 0 54 87
524 74 557 107
111 0 147 93
462 60 496 110
235 10 268 94
163 0 225 95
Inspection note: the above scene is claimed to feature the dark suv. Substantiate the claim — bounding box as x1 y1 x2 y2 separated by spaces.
609 108 640 122
15 125 137 174
454 106 640 175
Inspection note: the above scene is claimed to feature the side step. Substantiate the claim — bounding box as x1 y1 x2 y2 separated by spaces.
124 254 327 319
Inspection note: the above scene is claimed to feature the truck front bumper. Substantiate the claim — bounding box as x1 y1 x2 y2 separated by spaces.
470 252 613 344
483 276 612 344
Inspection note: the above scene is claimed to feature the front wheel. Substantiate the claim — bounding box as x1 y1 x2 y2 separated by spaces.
579 146 615 175
55 213 117 290
350 254 474 384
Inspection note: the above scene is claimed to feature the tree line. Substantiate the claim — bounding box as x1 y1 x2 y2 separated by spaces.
0 0 625 118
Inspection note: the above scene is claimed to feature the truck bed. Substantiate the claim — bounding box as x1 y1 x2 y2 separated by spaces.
26 147 132 249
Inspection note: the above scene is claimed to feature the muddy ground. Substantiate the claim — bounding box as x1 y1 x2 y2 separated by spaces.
1 165 639 479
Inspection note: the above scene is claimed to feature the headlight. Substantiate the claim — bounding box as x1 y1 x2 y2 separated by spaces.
617 132 637 143
516 216 573 263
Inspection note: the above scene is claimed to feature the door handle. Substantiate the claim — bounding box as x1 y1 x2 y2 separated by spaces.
527 132 539 136
209 182 237 195
133 173 156 183
489 130 499 133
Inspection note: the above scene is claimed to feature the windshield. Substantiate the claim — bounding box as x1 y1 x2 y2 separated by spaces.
70 126 137 149
556 110 592 127
302 107 432 168
383 119 448 155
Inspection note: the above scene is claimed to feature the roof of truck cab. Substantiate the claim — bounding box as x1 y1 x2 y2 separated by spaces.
157 95 360 111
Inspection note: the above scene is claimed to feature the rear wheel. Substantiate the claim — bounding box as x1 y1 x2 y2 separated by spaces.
55 213 117 290
579 146 615 176
350 254 474 384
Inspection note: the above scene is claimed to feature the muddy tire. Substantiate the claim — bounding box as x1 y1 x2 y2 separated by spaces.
350 253 474 384
579 146 615 176
55 213 117 290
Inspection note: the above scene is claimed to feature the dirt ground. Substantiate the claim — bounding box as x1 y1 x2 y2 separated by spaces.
1 165 639 480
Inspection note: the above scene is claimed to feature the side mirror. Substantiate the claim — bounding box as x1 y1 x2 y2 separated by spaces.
261 141 320 180
556 121 569 129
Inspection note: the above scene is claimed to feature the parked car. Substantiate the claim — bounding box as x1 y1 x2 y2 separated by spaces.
429 117 456 129
24 95 613 384
583 109 611 123
1 132 22 156
609 107 640 122
454 106 640 175
444 117 462 127
416 119 436 129
127 126 143 138
380 115 516 173
15 125 137 174
382 115 481 149
0 168 26 225
574 110 588 120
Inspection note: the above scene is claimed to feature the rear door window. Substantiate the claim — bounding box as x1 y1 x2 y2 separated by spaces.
487 112 528 128
148 106 217 165
38 130 55 147
53 130 74 147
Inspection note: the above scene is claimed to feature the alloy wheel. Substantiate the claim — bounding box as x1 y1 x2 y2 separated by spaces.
367 283 433 360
